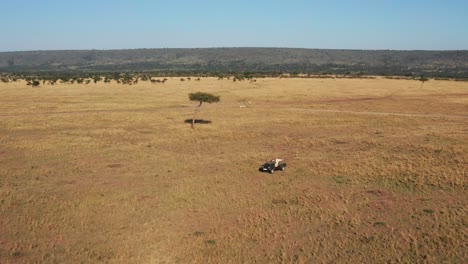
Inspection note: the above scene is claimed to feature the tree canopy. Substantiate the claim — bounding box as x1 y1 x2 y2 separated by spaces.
189 92 220 104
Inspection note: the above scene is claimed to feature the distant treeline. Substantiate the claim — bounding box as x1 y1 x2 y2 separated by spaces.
2 62 468 79
2 71 467 88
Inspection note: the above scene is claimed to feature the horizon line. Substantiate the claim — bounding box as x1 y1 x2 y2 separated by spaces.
1 47 468 53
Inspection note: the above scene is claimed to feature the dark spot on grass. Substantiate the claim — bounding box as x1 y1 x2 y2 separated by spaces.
194 231 205 236
332 139 347 144
206 239 216 245
107 164 122 168
366 189 382 196
423 209 434 214
419 198 432 202
288 198 299 205
272 199 288 205
373 222 387 227
334 176 350 184
359 235 375 244
184 119 212 124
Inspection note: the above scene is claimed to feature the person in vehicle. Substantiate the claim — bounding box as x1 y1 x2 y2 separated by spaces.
271 158 283 167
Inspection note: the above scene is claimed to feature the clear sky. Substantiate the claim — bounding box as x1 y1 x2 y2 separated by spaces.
1 0 467 51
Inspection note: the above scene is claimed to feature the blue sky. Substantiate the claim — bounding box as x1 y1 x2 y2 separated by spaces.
1 0 467 51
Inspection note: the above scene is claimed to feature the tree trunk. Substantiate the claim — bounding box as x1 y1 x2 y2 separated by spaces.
191 101 203 129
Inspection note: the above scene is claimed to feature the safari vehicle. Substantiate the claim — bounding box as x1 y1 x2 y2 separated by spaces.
259 159 287 174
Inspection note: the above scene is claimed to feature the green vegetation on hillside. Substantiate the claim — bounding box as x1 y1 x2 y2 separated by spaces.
1 48 468 78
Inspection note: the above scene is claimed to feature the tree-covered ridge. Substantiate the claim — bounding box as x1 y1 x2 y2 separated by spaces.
1 48 468 78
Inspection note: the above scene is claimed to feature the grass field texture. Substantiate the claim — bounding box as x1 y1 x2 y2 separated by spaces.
0 77 467 263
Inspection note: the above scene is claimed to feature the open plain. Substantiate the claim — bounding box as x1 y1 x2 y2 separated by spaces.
0 77 467 263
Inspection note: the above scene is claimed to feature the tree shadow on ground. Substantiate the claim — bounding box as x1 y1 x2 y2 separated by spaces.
184 119 212 124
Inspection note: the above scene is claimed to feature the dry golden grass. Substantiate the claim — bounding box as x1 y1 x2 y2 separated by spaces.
0 77 467 263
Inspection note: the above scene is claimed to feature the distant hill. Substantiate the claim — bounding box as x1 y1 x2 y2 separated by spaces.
1 48 468 77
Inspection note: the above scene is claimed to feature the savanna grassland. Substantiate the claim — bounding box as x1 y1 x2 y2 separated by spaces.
0 77 467 263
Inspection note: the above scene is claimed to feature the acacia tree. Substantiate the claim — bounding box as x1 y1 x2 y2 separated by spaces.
188 92 220 128
31 80 40 87
418 77 429 88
